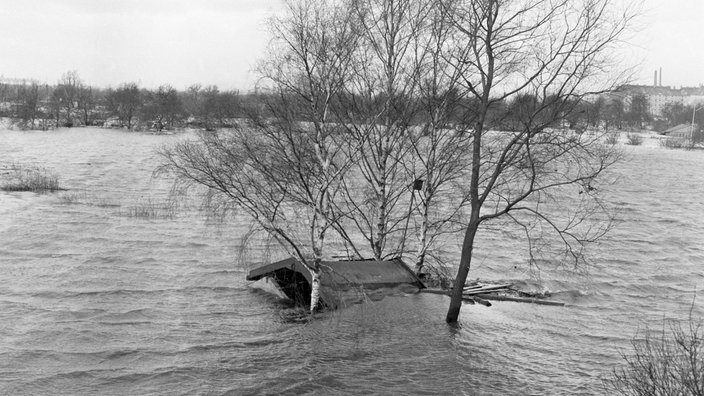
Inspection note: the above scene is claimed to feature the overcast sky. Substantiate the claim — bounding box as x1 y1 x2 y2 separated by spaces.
0 0 700 91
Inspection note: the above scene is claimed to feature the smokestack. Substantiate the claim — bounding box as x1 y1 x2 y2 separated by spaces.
654 70 658 86
659 67 662 86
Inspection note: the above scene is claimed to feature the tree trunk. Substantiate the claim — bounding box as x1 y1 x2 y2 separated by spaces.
446 218 479 323
309 266 321 314
375 173 386 260
446 116 484 323
414 196 429 274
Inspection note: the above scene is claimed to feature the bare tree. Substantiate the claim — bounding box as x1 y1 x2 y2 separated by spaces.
200 85 220 130
331 0 434 261
604 97 625 130
38 84 53 130
159 0 635 321
77 85 95 126
401 5 476 275
159 0 360 312
626 94 649 129
184 83 202 124
16 83 40 129
181 84 238 130
142 85 183 131
49 89 63 129
585 96 605 129
106 83 142 130
55 70 82 127
441 0 638 323
212 90 240 128
0 83 11 113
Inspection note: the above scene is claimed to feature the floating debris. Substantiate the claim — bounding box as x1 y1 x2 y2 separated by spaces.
423 281 565 307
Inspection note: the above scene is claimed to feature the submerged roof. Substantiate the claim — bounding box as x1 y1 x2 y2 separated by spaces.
247 257 425 289
247 257 426 308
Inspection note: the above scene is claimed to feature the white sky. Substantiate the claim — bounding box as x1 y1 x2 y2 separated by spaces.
0 0 700 91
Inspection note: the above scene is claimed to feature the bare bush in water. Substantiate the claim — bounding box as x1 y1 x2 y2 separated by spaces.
626 133 644 146
120 197 175 219
0 163 61 192
608 313 704 395
605 132 620 145
659 137 694 150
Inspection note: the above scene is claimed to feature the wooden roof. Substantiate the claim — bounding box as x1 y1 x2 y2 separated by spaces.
246 257 425 289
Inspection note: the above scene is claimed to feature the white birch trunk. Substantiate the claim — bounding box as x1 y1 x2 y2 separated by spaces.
309 268 321 314
415 198 429 274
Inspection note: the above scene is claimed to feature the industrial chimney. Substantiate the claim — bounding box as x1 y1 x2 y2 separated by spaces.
659 67 662 86
654 70 658 86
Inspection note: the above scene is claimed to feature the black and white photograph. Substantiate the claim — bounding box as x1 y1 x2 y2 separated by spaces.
1 0 703 394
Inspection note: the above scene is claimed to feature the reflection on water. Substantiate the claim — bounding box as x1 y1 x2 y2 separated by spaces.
1 128 703 395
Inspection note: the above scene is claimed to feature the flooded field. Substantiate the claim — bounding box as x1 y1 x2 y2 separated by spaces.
1 128 703 395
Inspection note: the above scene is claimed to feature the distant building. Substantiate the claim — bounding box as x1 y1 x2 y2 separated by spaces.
611 69 704 118
662 123 696 140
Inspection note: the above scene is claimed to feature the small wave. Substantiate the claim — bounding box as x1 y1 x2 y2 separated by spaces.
181 338 287 354
206 269 245 276
81 255 120 265
98 321 154 326
52 308 107 321
186 242 209 248
27 286 247 300
0 347 153 362
549 289 593 298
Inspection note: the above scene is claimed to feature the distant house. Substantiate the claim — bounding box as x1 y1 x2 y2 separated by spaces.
662 123 696 139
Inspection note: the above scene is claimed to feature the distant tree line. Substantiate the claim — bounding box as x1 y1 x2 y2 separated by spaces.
0 70 252 131
3 70 699 137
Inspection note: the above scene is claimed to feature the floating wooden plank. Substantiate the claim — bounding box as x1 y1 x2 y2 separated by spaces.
420 288 565 306
472 293 565 306
463 283 512 290
463 284 512 295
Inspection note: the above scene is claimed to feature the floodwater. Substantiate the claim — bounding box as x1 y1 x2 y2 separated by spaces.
1 128 703 395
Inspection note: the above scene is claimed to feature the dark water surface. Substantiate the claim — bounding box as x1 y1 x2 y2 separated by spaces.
1 128 703 395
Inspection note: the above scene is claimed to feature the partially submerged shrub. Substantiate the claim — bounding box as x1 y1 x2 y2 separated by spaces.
0 164 61 192
608 315 704 395
659 137 693 150
605 132 620 145
59 191 88 204
120 197 174 219
625 133 643 146
59 191 119 207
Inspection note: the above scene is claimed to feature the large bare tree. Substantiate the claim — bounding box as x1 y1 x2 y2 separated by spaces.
160 0 360 312
402 4 474 275
142 85 183 131
106 83 142 130
16 83 40 129
442 0 638 323
160 0 636 321
332 0 432 261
